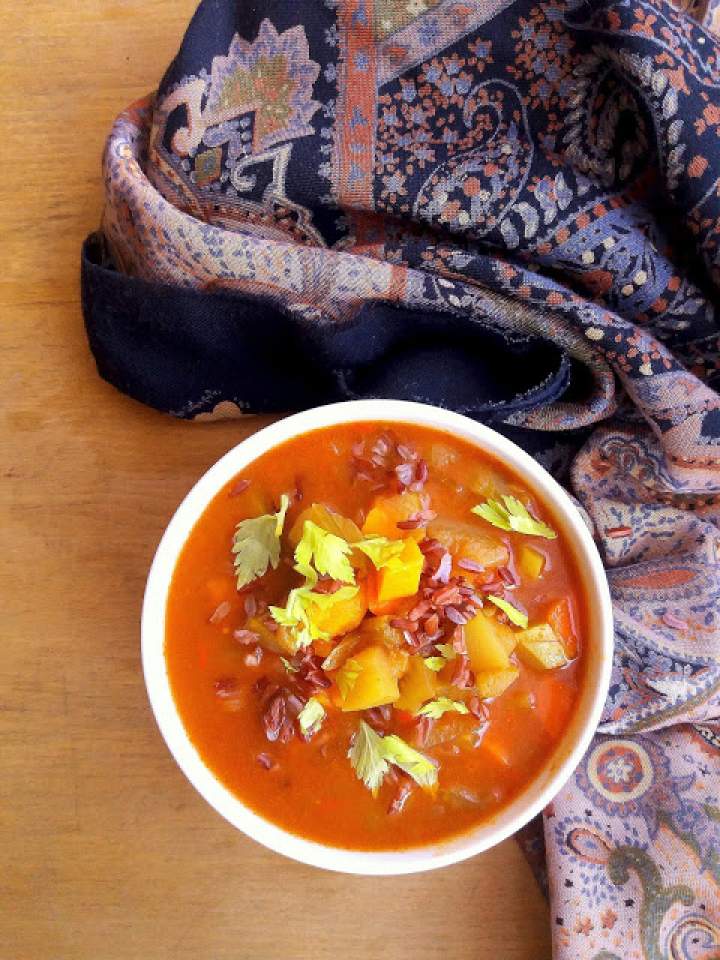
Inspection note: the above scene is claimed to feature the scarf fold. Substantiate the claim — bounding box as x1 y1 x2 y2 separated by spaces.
82 0 720 954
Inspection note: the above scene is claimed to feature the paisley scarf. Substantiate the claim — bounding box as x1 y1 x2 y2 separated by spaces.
82 0 720 955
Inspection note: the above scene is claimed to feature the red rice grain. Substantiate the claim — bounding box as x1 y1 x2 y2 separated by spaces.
208 600 231 624
228 478 250 497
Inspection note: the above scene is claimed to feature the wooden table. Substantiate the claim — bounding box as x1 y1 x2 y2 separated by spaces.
1 3 551 957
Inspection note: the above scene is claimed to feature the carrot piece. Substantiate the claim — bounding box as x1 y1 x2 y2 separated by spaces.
534 676 575 742
546 597 578 658
480 731 512 768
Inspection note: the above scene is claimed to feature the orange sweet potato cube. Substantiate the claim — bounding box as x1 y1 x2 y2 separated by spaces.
370 539 424 610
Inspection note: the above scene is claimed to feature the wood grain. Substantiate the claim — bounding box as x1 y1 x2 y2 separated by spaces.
0 3 552 957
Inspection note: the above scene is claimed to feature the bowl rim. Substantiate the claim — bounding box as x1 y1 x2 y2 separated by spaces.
141 399 613 875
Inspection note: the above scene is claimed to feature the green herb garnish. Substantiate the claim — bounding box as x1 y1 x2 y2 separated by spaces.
471 495 556 539
347 721 390 796
423 657 447 672
355 536 407 570
435 643 457 661
348 721 438 796
487 595 529 629
294 520 356 585
415 698 470 719
231 494 290 589
269 584 360 652
380 735 438 790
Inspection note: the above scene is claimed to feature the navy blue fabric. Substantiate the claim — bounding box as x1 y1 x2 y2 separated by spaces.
81 234 571 421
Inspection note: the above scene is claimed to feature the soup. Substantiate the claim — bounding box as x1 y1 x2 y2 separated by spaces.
165 422 586 850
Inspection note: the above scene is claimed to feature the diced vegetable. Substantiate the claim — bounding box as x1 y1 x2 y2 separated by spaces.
491 615 518 655
519 640 567 671
310 580 368 639
429 443 458 469
288 502 362 547
420 711 476 749
426 518 508 570
467 466 503 500
337 645 400 711
369 538 424 610
362 491 427 541
246 616 296 657
516 624 568 670
546 597 578 658
534 676 575 740
518 544 546 579
355 615 404 648
395 656 438 713
465 612 512 672
311 636 334 658
509 690 537 710
474 668 519 699
270 584 360 650
321 634 361 671
387 647 410 679
354 536 406 569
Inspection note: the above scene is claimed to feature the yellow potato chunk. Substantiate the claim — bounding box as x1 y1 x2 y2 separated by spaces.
467 466 506 500
311 581 368 639
362 492 427 542
474 669 520 700
516 624 568 670
288 502 363 548
371 539 424 609
394 656 438 713
429 443 458 470
427 518 508 570
387 647 410 679
518 544 546 580
356 615 404 648
465 612 512 672
338 645 400 711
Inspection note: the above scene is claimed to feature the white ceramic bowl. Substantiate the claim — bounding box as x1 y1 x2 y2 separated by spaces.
142 399 613 875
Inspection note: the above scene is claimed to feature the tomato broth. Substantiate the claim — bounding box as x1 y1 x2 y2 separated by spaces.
165 422 587 850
